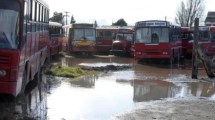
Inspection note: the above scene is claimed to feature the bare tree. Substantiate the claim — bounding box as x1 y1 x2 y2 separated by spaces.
175 0 205 27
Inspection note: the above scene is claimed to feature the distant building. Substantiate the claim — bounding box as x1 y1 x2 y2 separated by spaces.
205 11 215 26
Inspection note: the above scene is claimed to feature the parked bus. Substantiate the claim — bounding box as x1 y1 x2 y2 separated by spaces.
96 26 118 54
134 20 182 62
48 21 63 56
110 27 134 56
181 27 193 58
67 23 96 55
200 26 215 56
0 0 49 97
186 26 209 58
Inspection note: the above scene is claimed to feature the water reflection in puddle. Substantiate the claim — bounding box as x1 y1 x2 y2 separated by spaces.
0 76 47 120
47 56 215 120
47 74 134 120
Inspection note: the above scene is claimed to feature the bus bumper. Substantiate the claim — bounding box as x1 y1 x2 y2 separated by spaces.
110 49 127 55
0 82 17 96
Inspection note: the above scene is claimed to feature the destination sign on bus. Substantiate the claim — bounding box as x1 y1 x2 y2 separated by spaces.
199 26 208 31
118 29 132 33
136 21 167 27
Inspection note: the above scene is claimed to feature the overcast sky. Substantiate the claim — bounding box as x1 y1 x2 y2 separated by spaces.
46 0 215 26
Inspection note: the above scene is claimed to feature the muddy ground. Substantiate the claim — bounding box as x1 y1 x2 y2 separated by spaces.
114 98 215 120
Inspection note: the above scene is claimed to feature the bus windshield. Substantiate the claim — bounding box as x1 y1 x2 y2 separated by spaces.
0 0 20 49
74 28 95 41
116 33 133 41
135 27 169 43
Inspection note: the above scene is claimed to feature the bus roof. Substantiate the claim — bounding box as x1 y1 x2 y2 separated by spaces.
36 0 49 8
96 26 120 30
72 23 94 28
63 23 94 29
49 22 62 27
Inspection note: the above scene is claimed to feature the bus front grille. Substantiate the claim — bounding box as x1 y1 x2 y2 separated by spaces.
0 56 10 64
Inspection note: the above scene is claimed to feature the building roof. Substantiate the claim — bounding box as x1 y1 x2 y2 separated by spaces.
205 12 215 23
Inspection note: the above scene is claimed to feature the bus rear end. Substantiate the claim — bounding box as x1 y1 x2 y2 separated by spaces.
111 27 134 56
69 23 96 55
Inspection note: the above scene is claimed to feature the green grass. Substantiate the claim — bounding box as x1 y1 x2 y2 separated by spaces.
47 66 97 78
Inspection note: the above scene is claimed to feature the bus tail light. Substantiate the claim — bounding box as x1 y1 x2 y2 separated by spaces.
0 69 6 77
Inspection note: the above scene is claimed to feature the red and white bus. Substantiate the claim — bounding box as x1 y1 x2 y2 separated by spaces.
48 21 63 56
111 27 134 56
66 23 97 55
0 0 49 97
96 26 118 54
134 20 182 62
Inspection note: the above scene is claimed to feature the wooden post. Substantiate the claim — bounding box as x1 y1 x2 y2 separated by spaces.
192 18 199 79
191 18 215 79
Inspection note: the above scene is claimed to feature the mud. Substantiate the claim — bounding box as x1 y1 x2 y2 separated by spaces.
81 64 132 71
114 98 215 120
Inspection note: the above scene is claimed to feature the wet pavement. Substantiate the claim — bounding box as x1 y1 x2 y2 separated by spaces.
0 55 215 120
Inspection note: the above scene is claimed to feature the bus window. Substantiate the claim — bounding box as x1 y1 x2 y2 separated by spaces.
199 30 208 41
124 34 133 41
116 34 123 40
151 33 159 43
135 28 168 43
158 28 169 43
74 28 95 40
104 31 112 38
211 32 215 42
74 29 84 40
0 0 20 49
85 29 95 40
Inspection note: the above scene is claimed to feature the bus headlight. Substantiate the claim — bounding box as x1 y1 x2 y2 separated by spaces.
136 51 142 55
0 69 6 77
162 51 168 55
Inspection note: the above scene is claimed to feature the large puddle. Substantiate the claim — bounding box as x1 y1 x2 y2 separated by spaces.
0 55 215 120
47 56 215 120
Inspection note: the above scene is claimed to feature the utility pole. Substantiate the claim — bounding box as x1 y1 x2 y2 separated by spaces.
192 18 199 79
64 11 70 25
